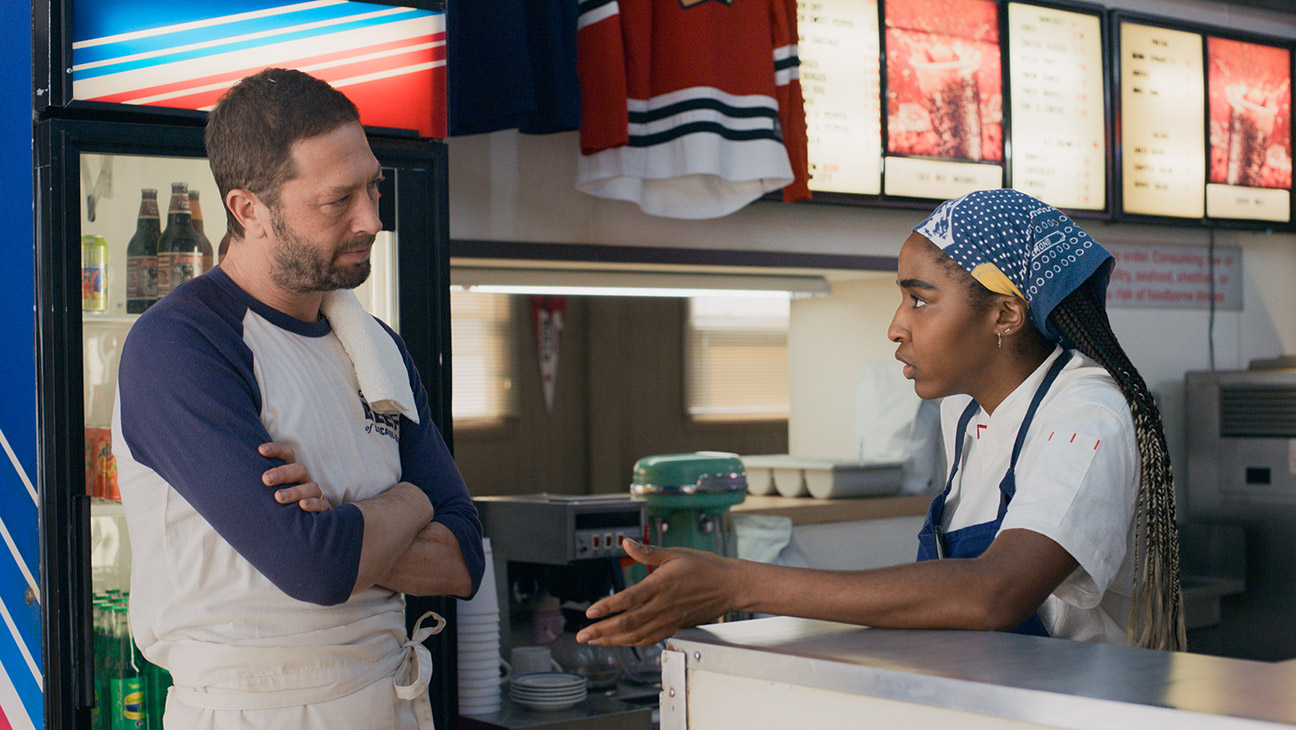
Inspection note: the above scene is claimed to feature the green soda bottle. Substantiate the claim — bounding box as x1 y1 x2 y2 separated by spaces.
108 605 145 729
142 662 172 730
91 598 107 730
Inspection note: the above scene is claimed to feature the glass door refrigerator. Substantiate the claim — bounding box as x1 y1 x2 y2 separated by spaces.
34 2 457 727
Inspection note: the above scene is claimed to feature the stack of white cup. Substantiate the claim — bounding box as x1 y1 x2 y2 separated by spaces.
457 538 503 717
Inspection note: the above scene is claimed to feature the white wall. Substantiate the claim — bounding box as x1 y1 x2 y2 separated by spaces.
446 0 1296 507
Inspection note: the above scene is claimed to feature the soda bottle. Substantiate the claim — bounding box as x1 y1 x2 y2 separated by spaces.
142 661 172 730
82 234 108 312
156 183 201 298
96 601 118 730
188 190 214 274
92 598 108 730
126 189 160 314
109 605 145 729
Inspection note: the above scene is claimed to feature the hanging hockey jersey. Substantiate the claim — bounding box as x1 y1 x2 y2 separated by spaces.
577 0 811 219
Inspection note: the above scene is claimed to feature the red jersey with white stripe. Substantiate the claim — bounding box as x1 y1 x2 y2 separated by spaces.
576 0 810 219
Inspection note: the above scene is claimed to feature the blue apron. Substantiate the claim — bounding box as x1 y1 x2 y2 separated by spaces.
915 351 1074 637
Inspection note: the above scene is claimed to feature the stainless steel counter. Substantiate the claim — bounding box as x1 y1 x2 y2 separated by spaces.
664 617 1296 729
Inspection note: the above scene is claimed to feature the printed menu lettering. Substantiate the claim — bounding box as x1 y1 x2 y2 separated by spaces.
798 0 883 195
1007 3 1106 211
1119 22 1206 218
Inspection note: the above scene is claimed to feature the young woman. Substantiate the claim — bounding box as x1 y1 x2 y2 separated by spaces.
576 189 1185 651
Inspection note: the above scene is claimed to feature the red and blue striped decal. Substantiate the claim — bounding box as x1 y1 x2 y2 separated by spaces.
72 1 446 137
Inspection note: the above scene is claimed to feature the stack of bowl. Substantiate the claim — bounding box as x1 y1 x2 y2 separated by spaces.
457 538 503 717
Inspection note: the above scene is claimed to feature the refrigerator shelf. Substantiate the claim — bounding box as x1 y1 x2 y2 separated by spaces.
80 313 138 325
89 498 124 517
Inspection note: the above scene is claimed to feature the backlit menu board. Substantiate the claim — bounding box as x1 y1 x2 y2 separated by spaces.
1119 22 1206 218
799 0 883 195
1204 37 1292 223
883 0 1005 200
1007 2 1106 211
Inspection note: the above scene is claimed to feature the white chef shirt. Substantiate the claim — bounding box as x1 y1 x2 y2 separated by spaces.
939 347 1137 644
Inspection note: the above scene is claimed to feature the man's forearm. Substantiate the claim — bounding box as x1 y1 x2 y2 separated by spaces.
351 481 436 595
378 521 473 597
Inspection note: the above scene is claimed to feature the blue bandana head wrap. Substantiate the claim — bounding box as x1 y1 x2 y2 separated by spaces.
912 189 1114 345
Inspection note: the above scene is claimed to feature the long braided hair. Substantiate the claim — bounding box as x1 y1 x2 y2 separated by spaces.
1048 280 1186 651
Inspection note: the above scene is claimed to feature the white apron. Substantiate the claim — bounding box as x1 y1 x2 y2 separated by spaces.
163 612 444 730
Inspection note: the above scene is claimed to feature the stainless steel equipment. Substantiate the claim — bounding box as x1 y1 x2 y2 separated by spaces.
468 494 654 729
1186 366 1296 660
475 494 646 630
665 616 1296 729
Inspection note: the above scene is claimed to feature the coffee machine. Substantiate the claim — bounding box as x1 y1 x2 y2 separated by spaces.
469 494 655 727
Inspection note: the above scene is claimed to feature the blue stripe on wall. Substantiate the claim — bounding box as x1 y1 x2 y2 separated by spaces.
72 0 339 44
72 3 374 66
1 0 40 721
72 8 424 82
0 506 38 657
0 636 40 729
0 555 40 699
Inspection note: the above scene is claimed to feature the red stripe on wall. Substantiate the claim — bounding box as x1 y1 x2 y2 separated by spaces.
343 67 443 136
140 68 442 136
91 33 444 105
0 697 11 730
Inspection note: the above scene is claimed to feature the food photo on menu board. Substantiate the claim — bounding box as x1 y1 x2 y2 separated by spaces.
1205 36 1292 223
884 0 1005 199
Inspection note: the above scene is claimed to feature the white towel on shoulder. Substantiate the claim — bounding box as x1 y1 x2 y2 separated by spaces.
321 290 419 424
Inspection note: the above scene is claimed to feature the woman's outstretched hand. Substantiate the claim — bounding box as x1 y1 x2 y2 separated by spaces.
576 539 742 647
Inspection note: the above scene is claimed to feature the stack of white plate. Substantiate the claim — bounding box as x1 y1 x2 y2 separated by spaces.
458 539 503 717
509 672 588 712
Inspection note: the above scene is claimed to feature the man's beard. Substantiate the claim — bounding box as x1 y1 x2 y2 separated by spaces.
268 207 374 293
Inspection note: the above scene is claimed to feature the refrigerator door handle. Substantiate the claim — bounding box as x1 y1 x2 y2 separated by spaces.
76 494 94 709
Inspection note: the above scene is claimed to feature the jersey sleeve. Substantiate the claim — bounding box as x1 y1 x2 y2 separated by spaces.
577 0 628 155
384 323 487 599
772 0 811 203
1000 382 1138 605
116 297 365 606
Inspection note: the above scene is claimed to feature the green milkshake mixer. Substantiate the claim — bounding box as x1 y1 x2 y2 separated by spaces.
629 452 747 555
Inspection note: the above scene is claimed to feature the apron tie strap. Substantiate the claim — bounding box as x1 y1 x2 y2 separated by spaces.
394 611 445 701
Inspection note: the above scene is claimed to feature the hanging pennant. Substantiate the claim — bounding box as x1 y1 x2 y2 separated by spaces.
531 296 567 412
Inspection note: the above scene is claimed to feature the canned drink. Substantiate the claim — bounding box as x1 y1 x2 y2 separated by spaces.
85 428 118 499
82 235 108 312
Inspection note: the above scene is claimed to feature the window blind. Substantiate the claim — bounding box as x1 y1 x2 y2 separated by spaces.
450 290 518 423
685 296 790 421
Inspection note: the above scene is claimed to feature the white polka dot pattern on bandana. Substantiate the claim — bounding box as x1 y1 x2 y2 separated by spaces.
912 189 1113 343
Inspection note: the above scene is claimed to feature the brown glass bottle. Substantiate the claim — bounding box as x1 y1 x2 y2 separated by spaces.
156 183 201 298
188 190 214 273
125 189 160 313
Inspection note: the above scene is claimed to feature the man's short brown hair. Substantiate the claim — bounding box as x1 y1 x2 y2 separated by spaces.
205 68 361 237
